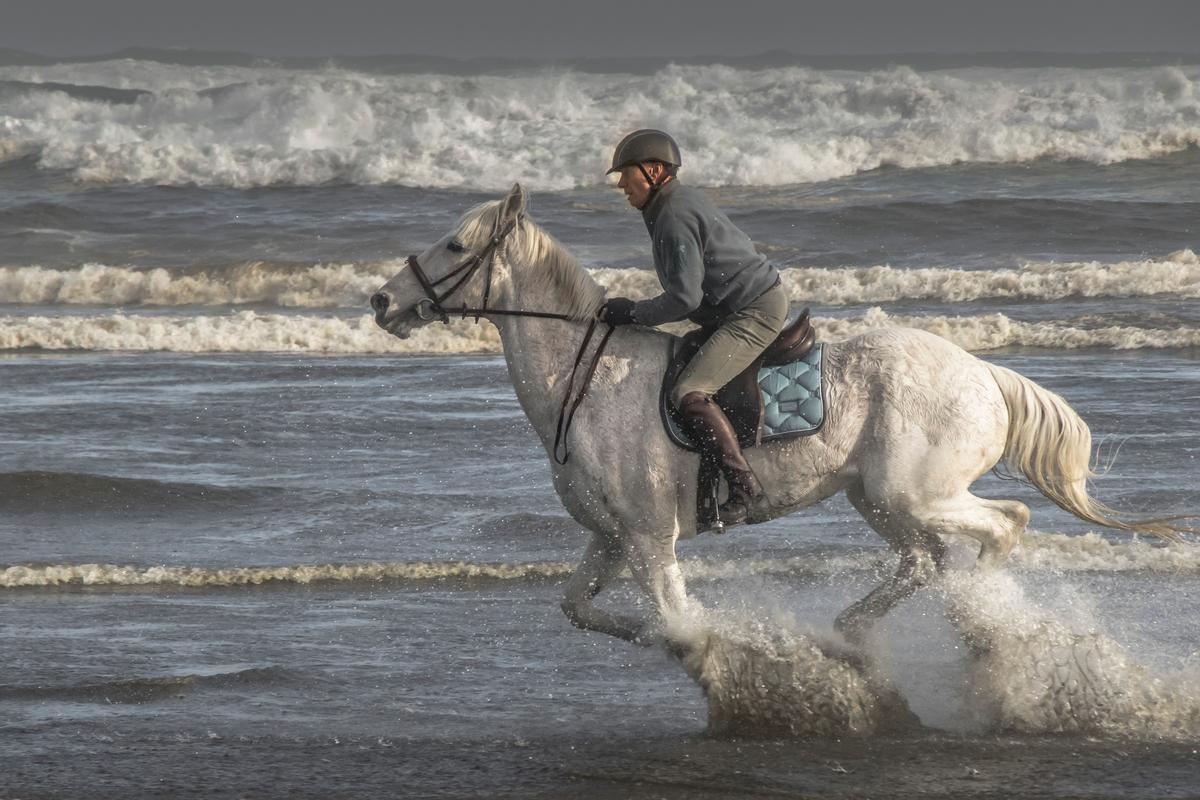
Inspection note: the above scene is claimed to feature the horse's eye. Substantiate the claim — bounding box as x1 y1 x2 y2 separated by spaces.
447 240 466 253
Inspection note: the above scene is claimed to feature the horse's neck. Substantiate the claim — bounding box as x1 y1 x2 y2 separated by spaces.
488 257 598 446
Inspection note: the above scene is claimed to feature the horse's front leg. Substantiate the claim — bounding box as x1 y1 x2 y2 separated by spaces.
624 528 696 645
560 532 644 642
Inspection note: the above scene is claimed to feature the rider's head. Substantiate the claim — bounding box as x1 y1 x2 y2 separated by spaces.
607 129 681 210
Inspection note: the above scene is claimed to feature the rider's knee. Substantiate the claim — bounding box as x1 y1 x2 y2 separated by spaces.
671 379 717 409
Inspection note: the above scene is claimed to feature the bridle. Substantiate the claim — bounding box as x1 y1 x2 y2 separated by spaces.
406 216 577 325
399 213 614 465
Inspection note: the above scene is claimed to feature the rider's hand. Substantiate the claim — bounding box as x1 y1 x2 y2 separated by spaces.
599 297 637 326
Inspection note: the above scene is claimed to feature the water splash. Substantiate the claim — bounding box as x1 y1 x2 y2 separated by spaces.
943 570 1200 739
664 611 916 738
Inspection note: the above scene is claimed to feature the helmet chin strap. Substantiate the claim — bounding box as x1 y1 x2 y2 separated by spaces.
635 163 671 210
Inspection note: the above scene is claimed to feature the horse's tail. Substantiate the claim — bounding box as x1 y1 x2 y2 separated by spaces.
985 362 1192 542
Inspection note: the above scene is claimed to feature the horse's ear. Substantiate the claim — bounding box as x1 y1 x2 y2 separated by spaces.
499 183 527 224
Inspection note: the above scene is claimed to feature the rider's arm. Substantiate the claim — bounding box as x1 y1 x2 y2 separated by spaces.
633 215 704 326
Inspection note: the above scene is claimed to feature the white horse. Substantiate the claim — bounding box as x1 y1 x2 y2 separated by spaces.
372 184 1186 649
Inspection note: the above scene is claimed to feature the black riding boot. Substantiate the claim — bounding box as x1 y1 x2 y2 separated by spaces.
677 391 772 526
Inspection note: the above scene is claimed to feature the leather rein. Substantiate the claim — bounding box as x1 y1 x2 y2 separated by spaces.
404 215 614 465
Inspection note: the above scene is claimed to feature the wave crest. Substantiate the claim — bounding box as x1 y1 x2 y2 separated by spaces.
2 63 1198 187
5 252 1196 309
0 560 575 589
6 308 1200 354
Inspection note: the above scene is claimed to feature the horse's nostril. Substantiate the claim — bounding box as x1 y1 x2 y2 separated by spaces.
370 293 390 313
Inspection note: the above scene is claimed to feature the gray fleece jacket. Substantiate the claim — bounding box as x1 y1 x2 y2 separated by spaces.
633 180 779 328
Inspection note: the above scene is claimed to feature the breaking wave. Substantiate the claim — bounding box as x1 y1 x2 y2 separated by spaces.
0 554 879 590
0 311 500 353
0 561 576 589
1 61 1198 186
0 261 394 308
4 534 1195 590
5 251 1197 309
781 250 1200 305
6 307 1200 353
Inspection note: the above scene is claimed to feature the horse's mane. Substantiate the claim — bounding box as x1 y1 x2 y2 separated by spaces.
453 200 605 322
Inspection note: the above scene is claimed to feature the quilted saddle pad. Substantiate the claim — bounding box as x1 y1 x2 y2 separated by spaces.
663 343 826 449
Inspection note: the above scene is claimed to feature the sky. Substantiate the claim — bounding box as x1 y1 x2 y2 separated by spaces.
4 0 1199 59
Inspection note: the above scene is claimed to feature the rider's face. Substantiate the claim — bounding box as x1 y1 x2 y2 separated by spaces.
615 162 665 209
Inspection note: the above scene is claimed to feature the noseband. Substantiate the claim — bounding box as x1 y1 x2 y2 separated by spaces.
402 214 613 465
406 217 521 324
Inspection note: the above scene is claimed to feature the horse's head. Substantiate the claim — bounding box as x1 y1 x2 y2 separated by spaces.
371 183 528 338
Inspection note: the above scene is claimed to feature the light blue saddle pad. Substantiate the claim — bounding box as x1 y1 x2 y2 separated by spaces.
664 343 826 449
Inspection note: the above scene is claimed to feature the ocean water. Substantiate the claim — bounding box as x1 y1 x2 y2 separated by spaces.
1 53 1199 798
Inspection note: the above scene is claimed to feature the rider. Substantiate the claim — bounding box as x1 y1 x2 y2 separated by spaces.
599 129 787 526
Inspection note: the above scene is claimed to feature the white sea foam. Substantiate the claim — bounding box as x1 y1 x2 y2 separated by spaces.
3 251 1198 311
0 262 396 307
0 554 879 590
777 250 1200 305
0 311 502 354
6 307 1200 353
944 570 1200 738
611 249 1200 307
3 534 1195 590
1 61 1198 187
0 560 575 588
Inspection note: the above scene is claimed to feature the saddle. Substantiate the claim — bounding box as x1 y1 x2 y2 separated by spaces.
662 308 818 449
661 308 823 531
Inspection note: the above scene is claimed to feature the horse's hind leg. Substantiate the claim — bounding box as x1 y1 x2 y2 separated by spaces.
834 484 1030 644
834 484 948 646
560 532 643 643
939 497 1029 568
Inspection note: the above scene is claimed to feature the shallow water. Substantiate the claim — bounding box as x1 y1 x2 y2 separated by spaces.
3 54 1200 798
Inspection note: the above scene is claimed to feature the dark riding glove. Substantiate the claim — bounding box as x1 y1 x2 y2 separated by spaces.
599 297 637 326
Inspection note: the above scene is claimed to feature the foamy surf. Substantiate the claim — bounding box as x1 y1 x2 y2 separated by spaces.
0 554 882 590
943 570 1200 739
2 62 1198 187
4 251 1197 308
0 311 503 354
7 307 1200 353
0 261 395 308
0 561 574 588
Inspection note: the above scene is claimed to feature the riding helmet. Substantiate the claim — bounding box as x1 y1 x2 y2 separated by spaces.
606 129 682 174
